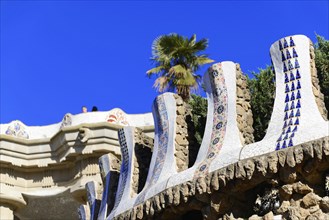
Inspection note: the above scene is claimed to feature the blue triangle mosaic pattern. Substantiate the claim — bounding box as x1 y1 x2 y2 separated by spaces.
277 36 301 150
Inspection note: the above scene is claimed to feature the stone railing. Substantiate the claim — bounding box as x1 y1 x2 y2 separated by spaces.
81 35 329 220
0 108 153 139
0 112 154 220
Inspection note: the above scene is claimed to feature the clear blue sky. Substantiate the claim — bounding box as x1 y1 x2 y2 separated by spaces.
1 1 328 126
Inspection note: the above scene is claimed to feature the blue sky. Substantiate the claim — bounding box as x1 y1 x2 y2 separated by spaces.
1 1 328 126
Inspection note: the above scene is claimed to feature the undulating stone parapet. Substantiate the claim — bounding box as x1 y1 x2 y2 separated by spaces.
0 109 154 140
2 33 329 220
113 136 329 220
235 63 254 145
309 40 328 121
85 35 329 220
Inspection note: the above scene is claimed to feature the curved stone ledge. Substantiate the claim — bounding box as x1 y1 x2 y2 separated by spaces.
0 109 154 140
0 123 154 167
0 123 153 219
113 136 329 219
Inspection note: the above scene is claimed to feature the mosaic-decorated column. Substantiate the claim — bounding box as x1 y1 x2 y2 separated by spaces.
97 154 117 220
107 127 136 219
193 62 229 175
240 35 329 159
167 62 244 187
78 205 90 220
133 93 177 206
205 62 244 173
86 181 101 220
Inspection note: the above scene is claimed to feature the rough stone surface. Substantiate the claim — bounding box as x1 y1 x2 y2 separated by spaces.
131 128 153 196
114 137 329 220
309 41 328 120
174 95 190 172
235 64 254 145
320 197 329 213
302 193 321 208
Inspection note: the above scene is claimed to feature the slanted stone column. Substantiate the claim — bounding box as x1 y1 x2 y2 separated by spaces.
133 93 178 207
78 204 90 220
85 181 101 220
97 153 120 220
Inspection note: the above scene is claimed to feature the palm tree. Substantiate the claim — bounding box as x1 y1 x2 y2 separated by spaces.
146 34 214 101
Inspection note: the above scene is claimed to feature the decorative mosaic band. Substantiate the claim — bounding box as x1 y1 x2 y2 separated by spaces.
97 155 112 220
106 109 129 126
276 36 301 150
134 95 169 206
78 205 89 220
5 121 29 139
112 128 129 210
86 181 99 220
194 63 228 178
60 113 72 128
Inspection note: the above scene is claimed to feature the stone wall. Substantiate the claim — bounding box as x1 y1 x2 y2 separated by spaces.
114 137 329 220
132 128 153 195
173 94 204 172
235 63 254 145
104 153 121 214
174 95 190 172
309 40 328 120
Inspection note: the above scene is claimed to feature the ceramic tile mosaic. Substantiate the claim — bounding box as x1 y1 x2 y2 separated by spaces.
5 121 29 139
134 95 169 205
86 181 98 220
60 113 72 128
149 96 169 185
276 36 301 150
78 205 88 220
98 155 111 220
106 109 129 126
112 129 129 210
194 63 228 178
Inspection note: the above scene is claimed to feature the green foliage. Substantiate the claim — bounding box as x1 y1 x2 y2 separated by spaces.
314 35 329 119
189 94 208 144
147 34 214 101
248 66 275 141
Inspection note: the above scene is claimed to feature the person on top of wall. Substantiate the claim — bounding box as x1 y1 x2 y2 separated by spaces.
82 106 88 113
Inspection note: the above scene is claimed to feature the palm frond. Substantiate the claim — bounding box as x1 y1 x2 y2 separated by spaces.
146 66 165 77
189 34 196 47
153 76 170 92
195 56 214 65
147 33 213 100
168 64 188 78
